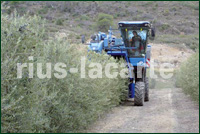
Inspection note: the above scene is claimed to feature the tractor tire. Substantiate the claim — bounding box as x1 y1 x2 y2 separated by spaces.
144 77 149 102
134 81 145 106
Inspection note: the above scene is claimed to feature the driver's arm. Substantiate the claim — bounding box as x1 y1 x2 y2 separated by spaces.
131 37 135 47
138 36 144 52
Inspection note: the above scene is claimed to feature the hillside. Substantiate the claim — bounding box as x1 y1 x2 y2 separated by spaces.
3 1 199 49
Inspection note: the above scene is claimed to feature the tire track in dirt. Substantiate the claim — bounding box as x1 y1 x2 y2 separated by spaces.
86 88 199 133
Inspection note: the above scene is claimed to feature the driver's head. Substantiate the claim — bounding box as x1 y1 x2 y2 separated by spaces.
133 31 137 36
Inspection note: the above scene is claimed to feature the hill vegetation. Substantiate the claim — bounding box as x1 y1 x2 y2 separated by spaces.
3 1 199 49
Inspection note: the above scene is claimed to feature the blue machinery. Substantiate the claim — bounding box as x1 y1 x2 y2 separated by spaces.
88 21 155 106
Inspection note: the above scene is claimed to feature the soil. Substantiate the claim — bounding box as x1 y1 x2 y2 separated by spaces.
86 88 199 133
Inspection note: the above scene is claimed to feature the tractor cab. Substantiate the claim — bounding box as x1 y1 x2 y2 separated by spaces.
118 21 154 57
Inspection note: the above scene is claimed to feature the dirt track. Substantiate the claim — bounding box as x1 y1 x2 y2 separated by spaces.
87 88 199 133
86 44 198 133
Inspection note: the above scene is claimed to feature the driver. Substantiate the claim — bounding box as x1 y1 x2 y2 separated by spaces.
130 31 144 55
131 31 141 47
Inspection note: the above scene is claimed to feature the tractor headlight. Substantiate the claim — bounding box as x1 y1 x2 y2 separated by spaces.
92 47 96 50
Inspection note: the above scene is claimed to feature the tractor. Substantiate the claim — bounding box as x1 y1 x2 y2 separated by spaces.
87 21 155 106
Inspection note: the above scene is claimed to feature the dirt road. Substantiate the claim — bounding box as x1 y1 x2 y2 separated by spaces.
87 88 199 133
86 43 198 133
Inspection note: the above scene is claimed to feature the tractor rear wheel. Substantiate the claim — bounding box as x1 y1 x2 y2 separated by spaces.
145 77 149 101
134 82 145 106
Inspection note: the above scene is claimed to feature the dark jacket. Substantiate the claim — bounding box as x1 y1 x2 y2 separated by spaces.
131 35 141 47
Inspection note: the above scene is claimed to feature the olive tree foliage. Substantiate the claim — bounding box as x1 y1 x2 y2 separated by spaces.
1 6 127 133
176 52 199 103
96 13 114 32
1 6 47 132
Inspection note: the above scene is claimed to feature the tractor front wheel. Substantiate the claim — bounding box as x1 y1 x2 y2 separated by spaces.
134 82 145 106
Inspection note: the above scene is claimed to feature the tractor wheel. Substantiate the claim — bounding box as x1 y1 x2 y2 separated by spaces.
144 77 149 101
134 82 145 106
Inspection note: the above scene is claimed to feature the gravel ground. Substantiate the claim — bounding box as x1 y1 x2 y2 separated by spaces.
86 88 199 133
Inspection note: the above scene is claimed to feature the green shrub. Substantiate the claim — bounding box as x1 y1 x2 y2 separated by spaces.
18 7 27 14
80 15 90 21
159 23 170 31
156 34 199 51
1 10 127 133
76 35 80 39
163 9 170 16
96 13 114 32
176 52 199 102
56 18 64 25
9 1 23 6
152 7 157 11
37 7 49 14
181 1 199 10
142 1 153 7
